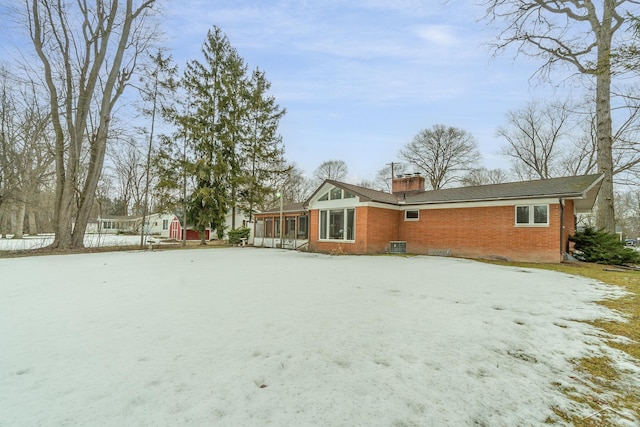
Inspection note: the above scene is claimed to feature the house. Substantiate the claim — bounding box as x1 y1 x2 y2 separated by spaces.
95 215 141 234
253 202 309 249
145 212 176 238
255 173 604 263
168 209 255 242
169 216 211 241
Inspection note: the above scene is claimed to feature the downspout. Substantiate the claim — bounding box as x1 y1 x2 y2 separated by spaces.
559 198 564 258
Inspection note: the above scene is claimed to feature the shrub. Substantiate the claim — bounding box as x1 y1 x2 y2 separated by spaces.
569 227 640 265
228 227 250 245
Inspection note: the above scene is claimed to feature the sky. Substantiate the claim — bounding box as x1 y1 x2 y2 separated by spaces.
0 0 580 183
2 247 638 425
160 0 577 182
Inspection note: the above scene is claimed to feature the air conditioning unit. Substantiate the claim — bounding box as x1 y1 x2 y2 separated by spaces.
389 241 406 254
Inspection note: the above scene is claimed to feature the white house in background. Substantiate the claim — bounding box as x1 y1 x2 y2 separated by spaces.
168 209 256 242
89 210 255 241
145 212 177 238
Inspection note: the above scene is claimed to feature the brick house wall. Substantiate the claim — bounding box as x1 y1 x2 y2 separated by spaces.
309 206 402 254
398 203 566 263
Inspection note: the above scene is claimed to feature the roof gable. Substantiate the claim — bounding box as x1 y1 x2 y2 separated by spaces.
306 180 398 205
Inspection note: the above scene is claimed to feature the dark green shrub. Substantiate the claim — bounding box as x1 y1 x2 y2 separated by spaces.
569 227 640 265
228 227 251 245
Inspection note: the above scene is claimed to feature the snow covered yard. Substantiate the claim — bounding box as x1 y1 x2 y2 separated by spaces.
0 234 145 251
0 248 637 426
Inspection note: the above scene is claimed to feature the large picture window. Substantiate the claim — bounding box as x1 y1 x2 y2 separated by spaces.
319 208 355 241
515 204 549 226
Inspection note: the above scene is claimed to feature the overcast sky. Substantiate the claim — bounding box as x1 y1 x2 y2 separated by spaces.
160 0 584 182
0 0 581 182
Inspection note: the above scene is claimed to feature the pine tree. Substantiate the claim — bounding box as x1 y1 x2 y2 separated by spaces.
155 27 288 241
241 68 287 221
181 26 247 244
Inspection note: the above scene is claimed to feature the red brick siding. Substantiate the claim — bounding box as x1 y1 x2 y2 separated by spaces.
308 203 566 262
309 206 402 254
398 204 564 263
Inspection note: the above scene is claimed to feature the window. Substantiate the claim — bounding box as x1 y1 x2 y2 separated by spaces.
265 218 274 237
285 217 296 238
405 210 419 221
515 204 548 226
319 192 329 201
330 187 343 200
162 219 169 230
319 208 355 241
256 219 264 238
297 215 308 239
274 218 281 237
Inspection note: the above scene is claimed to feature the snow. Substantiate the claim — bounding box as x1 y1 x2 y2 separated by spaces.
0 234 144 251
1 248 638 426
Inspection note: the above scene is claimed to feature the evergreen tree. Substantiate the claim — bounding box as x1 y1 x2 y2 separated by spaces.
180 26 246 244
155 26 288 241
241 68 287 221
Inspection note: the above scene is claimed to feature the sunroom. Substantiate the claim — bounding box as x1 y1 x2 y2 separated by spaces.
313 185 358 242
253 203 309 249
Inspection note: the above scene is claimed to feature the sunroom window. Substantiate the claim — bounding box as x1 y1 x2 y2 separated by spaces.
319 208 355 241
330 187 343 200
515 204 548 226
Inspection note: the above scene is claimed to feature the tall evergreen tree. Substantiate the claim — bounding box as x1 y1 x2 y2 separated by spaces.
180 26 246 243
241 68 287 222
155 27 288 241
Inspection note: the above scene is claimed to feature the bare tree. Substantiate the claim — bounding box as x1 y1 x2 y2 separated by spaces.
375 162 409 192
484 0 638 232
313 160 348 183
497 100 573 179
22 0 158 249
108 139 144 216
400 124 481 190
0 67 54 239
261 162 312 209
137 49 177 245
616 189 640 238
461 168 511 186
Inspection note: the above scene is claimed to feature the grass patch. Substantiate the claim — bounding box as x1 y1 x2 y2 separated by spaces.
488 260 640 426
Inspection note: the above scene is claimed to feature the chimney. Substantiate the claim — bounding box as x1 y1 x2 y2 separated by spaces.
392 173 425 195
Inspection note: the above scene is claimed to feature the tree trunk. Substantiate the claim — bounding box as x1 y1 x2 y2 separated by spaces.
11 202 25 239
0 212 6 238
594 5 616 233
28 208 37 235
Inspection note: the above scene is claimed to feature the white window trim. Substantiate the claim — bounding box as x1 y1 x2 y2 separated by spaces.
318 208 356 242
515 204 549 227
404 210 419 221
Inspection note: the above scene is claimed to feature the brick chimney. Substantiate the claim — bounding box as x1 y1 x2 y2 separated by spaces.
392 173 425 195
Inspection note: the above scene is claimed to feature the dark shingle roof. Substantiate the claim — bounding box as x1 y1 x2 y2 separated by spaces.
258 202 307 214
403 174 603 204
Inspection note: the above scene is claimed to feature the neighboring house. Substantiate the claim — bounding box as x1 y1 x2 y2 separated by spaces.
255 173 604 263
95 215 140 234
145 212 176 238
169 216 211 241
89 213 175 237
168 209 254 242
253 203 309 249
